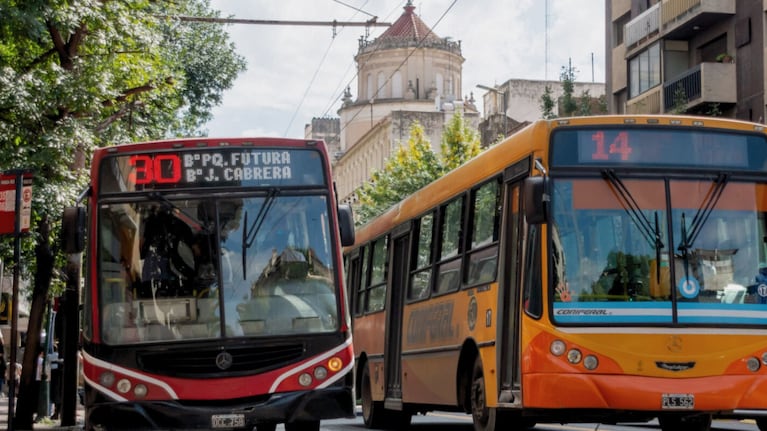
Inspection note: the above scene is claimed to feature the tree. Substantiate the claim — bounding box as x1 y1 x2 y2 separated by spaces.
0 1 245 427
540 85 556 119
356 121 440 224
439 110 481 173
355 112 481 225
560 60 578 117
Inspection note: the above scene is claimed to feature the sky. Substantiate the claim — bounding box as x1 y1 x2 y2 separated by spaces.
204 0 606 139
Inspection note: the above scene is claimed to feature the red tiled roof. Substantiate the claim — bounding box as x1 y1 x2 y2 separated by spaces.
378 2 440 42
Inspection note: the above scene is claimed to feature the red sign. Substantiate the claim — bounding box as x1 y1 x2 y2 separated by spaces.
0 172 32 235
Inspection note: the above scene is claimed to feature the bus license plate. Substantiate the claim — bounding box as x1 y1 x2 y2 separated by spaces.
211 413 245 428
662 393 694 409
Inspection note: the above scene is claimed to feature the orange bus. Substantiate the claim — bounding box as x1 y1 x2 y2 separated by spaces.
345 115 767 431
62 137 356 431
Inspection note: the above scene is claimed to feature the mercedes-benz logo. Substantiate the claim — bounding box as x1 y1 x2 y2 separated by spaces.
216 351 233 370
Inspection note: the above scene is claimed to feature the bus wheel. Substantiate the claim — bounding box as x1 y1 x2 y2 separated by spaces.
284 420 320 431
256 424 277 431
361 363 386 428
470 355 499 431
756 417 767 431
658 414 712 431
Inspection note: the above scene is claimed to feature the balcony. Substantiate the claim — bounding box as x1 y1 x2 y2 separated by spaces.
626 86 662 115
625 3 660 49
661 0 735 40
662 62 736 112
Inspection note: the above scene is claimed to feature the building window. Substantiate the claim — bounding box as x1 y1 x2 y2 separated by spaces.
377 72 387 98
366 74 374 100
392 71 403 98
629 43 660 98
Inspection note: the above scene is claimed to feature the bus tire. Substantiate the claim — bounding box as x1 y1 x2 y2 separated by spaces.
658 413 712 431
284 420 320 431
361 363 386 428
756 417 767 431
256 424 277 431
470 355 500 431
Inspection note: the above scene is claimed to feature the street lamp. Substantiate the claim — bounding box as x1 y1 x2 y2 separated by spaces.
476 84 508 138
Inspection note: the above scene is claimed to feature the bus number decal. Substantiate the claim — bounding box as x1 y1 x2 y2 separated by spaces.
591 131 632 161
407 302 457 344
128 154 182 185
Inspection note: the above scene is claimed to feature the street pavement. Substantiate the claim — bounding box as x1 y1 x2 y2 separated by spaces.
0 396 84 431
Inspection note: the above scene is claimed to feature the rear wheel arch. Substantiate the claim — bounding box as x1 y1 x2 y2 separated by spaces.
456 339 480 412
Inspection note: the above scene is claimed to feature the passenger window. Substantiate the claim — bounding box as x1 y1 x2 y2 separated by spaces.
466 179 501 285
409 213 435 300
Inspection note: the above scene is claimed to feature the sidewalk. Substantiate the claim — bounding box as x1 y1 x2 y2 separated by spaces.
0 396 84 431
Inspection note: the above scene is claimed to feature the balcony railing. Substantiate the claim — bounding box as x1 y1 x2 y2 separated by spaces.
625 3 660 48
626 87 661 115
662 62 736 112
661 0 701 27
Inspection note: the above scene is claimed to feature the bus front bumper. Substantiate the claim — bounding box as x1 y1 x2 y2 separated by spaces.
85 386 355 430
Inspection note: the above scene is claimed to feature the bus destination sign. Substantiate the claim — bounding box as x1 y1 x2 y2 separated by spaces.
550 128 767 171
99 148 326 194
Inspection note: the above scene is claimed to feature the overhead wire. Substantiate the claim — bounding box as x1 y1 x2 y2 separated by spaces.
282 0 374 136
327 0 460 143
318 1 406 120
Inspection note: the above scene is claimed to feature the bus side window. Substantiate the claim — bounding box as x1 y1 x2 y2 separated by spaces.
434 197 464 294
524 225 542 317
363 238 388 312
466 178 501 286
408 212 434 301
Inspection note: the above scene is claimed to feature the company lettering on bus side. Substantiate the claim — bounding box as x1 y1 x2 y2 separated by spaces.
406 302 457 344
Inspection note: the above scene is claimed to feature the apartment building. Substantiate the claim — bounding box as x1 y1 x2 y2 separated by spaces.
606 0 763 122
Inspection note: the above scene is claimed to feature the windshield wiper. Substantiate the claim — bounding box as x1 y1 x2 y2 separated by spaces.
676 173 730 282
677 173 730 253
602 170 665 278
241 188 279 279
601 170 665 285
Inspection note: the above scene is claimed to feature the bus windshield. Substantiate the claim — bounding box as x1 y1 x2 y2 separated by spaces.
550 176 767 326
98 194 338 344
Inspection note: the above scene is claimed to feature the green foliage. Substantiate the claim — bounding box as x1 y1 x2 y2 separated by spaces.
560 62 578 117
355 112 481 225
540 85 556 119
0 2 245 424
0 0 245 274
439 110 481 172
670 83 688 115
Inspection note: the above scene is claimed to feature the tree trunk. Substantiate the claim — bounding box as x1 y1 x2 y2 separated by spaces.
13 216 53 430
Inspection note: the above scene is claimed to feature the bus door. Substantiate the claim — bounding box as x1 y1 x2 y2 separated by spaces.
383 223 410 409
498 159 529 405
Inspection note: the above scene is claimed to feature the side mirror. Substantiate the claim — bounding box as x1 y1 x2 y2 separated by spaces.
61 206 86 253
337 204 356 247
523 176 549 225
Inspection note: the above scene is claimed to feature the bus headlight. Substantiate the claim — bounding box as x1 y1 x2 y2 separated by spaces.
116 378 132 394
99 372 115 388
583 355 599 370
298 373 313 387
314 366 328 380
761 352 767 365
567 349 583 364
550 340 566 356
747 357 761 372
134 384 148 398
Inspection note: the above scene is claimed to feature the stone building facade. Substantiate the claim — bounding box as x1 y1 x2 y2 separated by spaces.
327 1 479 204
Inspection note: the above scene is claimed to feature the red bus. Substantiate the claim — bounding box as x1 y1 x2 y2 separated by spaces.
62 137 356 431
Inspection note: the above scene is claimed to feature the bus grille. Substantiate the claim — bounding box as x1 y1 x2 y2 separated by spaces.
137 343 306 377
